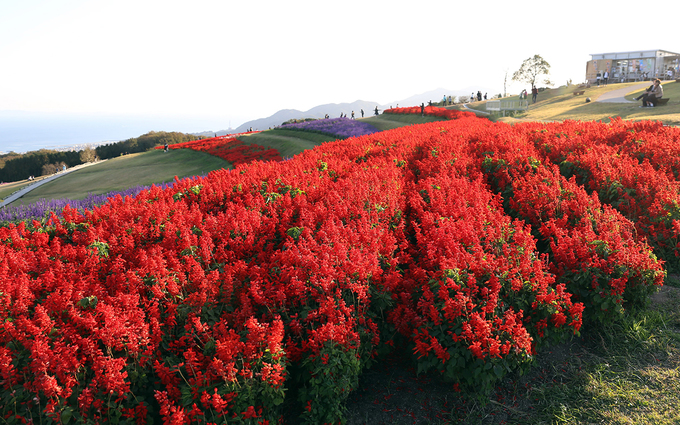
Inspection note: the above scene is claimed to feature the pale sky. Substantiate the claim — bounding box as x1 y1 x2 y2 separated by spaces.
1 0 678 131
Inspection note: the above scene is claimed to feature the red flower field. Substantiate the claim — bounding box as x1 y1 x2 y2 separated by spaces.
1 108 675 424
156 134 282 165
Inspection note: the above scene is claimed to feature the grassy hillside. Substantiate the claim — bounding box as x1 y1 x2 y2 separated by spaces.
466 81 680 125
361 113 448 131
12 148 229 205
237 129 338 158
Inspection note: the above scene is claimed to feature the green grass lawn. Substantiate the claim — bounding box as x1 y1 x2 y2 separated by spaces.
361 113 448 131
238 129 338 158
13 149 229 205
508 284 680 425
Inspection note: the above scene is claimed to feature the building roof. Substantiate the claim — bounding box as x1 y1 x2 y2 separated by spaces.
590 49 680 59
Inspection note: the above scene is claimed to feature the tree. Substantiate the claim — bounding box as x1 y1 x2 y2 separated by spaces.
79 145 97 163
42 163 58 176
512 55 552 88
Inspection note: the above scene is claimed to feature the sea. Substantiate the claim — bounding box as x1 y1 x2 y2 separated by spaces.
0 112 234 154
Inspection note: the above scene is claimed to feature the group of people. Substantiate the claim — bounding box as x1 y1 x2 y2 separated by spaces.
441 95 455 105
519 86 539 103
338 110 363 119
635 79 664 107
469 91 487 102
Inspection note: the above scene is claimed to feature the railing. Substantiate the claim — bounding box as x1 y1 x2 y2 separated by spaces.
486 101 501 111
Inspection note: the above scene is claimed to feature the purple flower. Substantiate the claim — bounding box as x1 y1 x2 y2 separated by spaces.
280 117 378 139
0 182 176 225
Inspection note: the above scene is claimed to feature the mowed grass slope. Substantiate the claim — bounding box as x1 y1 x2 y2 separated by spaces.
237 129 338 158
13 148 229 205
361 113 448 131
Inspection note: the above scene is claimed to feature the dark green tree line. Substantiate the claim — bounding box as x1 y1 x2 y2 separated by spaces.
95 131 202 159
0 150 80 182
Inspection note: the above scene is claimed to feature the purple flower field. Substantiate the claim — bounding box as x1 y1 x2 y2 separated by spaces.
279 117 379 139
0 182 175 225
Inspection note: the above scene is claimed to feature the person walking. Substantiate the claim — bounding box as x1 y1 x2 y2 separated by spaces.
531 86 538 103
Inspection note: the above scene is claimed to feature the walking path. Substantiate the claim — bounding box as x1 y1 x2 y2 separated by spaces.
595 82 649 103
0 160 105 208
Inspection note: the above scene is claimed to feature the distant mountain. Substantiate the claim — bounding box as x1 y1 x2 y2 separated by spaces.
192 129 236 138
228 101 380 133
201 86 502 136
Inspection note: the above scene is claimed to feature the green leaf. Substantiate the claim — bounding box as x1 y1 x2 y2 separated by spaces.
286 227 304 241
601 298 610 311
189 185 202 195
61 408 73 424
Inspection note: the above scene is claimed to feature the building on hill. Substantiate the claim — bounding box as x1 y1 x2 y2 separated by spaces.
587 50 680 84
